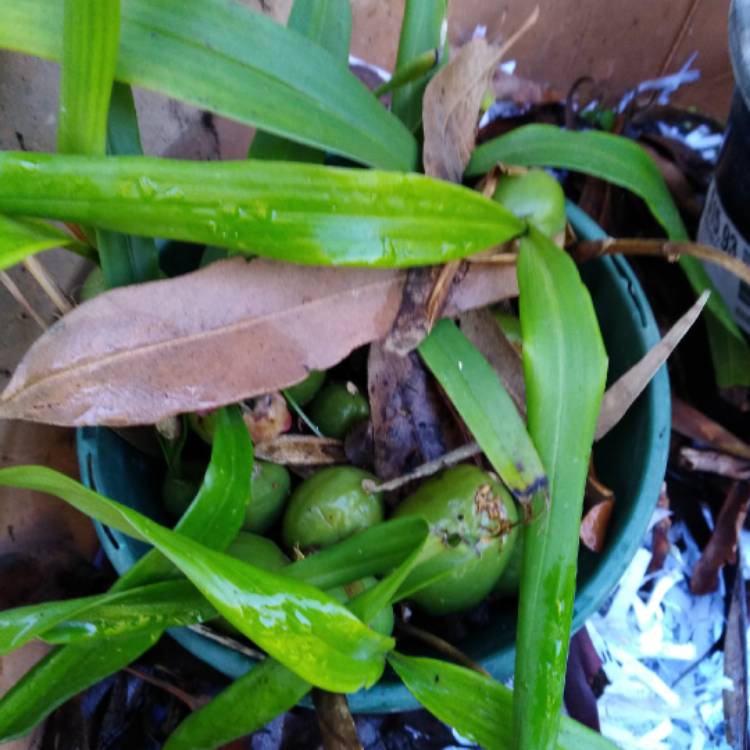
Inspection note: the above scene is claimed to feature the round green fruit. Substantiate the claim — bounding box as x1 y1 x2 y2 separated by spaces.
244 460 291 534
329 577 394 636
285 370 326 406
307 382 370 439
492 169 565 239
393 465 518 615
226 532 289 572
282 466 383 551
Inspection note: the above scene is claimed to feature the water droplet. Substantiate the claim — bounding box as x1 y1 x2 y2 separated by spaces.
137 176 158 198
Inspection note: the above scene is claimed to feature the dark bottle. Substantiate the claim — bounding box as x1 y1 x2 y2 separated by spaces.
697 0 750 333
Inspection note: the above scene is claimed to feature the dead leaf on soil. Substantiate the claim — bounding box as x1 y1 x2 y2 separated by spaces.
0 257 518 426
672 398 750 461
595 291 709 440
690 481 750 596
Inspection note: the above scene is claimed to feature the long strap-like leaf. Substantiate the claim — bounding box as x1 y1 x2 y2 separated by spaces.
514 227 607 750
162 528 430 750
0 0 417 170
467 123 750 386
390 653 618 750
0 407 251 741
0 151 524 267
0 216 81 272
390 0 447 133
249 0 352 163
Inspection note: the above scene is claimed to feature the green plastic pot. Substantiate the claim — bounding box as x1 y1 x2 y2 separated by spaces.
77 207 670 712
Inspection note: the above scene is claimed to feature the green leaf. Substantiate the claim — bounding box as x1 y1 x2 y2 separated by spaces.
418 318 547 502
98 83 161 287
0 0 416 170
467 123 750 386
0 466 392 692
389 653 618 750
165 658 310 750
0 215 80 272
0 518 429 648
41 581 209 644
163 521 430 750
58 0 120 156
390 0 447 132
1 581 207 649
249 0 352 164
0 151 524 267
514 228 607 750
0 631 161 742
0 407 251 741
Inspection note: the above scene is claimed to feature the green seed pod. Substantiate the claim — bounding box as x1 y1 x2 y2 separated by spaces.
80 266 107 301
282 466 383 551
226 531 289 572
307 382 370 439
244 460 291 534
492 169 565 239
393 465 518 616
188 411 217 445
285 370 326 406
328 577 394 636
163 460 289 534
162 473 201 518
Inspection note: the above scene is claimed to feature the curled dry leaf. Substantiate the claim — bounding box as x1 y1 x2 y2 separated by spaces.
579 499 614 553
595 291 709 440
367 343 460 481
672 397 750 461
0 257 517 426
690 481 750 595
254 435 346 466
242 393 292 444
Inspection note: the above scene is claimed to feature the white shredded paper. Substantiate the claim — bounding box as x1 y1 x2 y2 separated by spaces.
590 509 741 749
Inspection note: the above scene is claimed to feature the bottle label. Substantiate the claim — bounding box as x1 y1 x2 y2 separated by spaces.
697 179 750 333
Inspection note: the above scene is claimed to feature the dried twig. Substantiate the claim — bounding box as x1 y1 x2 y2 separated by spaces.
690 481 750 595
362 442 482 494
22 256 73 315
570 238 750 287
0 270 47 329
396 621 490 677
672 398 750 461
125 666 207 711
679 447 750 480
187 623 265 660
312 690 362 750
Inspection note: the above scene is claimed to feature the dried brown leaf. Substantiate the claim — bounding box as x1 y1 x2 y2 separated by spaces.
672 398 750 461
595 291 709 440
0 257 517 426
579 499 614 553
254 435 345 466
690 481 750 595
367 343 461 481
647 483 671 574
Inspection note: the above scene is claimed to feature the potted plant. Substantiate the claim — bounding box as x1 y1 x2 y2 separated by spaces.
0 1 747 749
